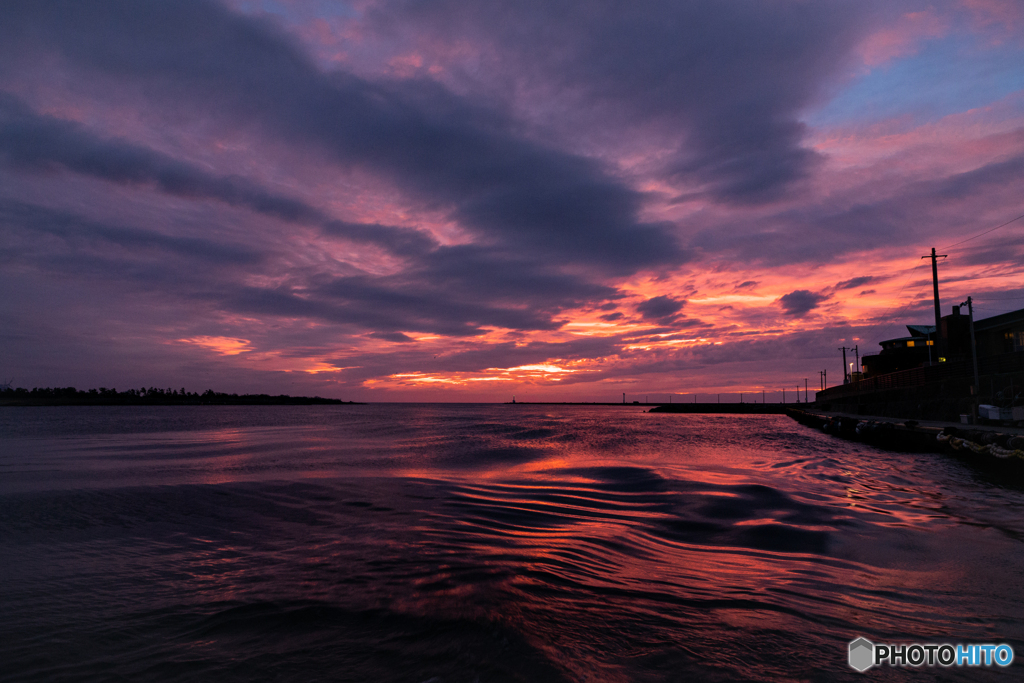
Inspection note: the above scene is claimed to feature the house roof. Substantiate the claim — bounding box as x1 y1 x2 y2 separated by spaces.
974 307 1024 332
872 307 1022 348
879 335 927 346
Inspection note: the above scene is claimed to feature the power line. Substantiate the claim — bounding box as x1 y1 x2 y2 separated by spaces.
841 212 1024 343
828 214 1023 364
866 211 1024 333
941 212 1024 250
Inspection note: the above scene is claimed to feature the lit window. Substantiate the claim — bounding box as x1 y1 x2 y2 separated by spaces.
906 341 914 347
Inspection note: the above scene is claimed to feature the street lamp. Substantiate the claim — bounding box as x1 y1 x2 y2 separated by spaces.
959 296 980 420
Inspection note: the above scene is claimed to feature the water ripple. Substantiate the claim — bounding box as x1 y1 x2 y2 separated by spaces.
3 406 1024 681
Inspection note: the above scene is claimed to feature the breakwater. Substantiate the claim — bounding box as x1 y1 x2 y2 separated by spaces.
647 402 791 414
788 408 1024 474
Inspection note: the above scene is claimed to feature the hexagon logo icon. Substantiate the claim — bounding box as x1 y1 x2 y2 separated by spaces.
849 637 874 672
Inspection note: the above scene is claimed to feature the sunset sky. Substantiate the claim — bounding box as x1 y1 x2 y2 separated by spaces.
2 0 1023 402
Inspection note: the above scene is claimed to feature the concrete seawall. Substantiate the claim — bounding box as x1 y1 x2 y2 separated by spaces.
787 408 1024 476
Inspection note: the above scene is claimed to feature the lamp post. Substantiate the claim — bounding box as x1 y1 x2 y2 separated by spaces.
959 297 980 420
839 346 851 383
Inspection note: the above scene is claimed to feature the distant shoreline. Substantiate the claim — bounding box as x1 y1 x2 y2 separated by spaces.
0 387 360 407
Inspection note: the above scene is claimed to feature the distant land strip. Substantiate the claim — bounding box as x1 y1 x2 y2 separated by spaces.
0 386 359 406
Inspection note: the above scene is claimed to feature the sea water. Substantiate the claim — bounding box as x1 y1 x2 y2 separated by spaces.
1 404 1022 681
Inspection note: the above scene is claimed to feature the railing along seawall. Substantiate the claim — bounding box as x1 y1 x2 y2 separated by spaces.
817 351 1024 403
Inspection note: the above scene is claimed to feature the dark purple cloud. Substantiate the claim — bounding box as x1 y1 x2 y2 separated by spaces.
0 0 1020 400
0 93 314 222
834 276 880 291
207 251 616 338
0 199 263 267
0 0 684 274
934 156 1024 200
0 91 446 259
685 149 1024 267
636 296 686 322
778 290 829 317
370 0 868 203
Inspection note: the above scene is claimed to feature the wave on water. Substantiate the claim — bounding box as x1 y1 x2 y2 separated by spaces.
2 406 1023 681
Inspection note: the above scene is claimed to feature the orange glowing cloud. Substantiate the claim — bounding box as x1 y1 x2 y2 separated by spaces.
177 336 252 355
374 362 579 388
175 336 337 374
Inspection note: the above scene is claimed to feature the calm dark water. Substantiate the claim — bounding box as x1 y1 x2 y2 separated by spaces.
1 404 1022 682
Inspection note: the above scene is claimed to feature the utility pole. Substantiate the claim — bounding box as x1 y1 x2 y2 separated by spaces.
922 247 948 359
853 345 859 380
805 378 809 403
839 346 851 383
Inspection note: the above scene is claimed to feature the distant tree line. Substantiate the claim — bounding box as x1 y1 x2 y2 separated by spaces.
0 386 357 406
